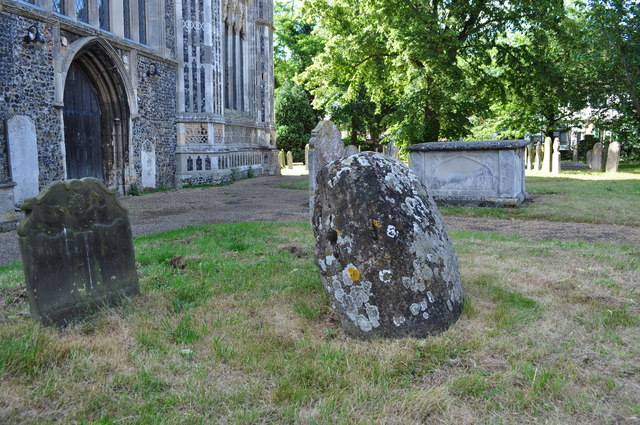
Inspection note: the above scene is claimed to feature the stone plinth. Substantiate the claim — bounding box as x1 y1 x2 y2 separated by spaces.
18 178 139 325
407 140 529 206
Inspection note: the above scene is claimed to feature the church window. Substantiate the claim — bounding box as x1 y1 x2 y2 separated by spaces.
98 0 110 31
76 0 88 23
138 0 147 44
123 0 131 38
53 0 65 14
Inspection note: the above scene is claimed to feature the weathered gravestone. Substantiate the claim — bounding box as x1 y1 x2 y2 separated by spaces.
18 178 139 325
279 150 286 169
552 137 561 175
526 144 534 171
345 145 360 156
7 115 40 205
592 142 604 172
606 142 620 173
534 141 542 172
308 120 345 209
586 149 593 169
286 151 294 169
312 152 463 338
304 144 310 170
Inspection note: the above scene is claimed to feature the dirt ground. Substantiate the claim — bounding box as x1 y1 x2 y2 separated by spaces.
1 174 639 265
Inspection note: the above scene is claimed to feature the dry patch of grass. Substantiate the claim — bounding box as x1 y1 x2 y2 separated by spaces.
0 223 638 423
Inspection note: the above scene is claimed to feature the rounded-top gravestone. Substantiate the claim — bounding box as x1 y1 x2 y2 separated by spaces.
312 152 463 338
18 178 139 325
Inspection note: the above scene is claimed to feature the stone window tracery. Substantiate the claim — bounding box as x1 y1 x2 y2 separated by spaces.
223 0 247 111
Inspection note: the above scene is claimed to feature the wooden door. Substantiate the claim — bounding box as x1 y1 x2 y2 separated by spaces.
63 62 104 181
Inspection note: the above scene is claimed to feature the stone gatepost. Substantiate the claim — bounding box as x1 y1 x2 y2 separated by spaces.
606 142 620 173
542 136 552 173
552 137 561 174
592 142 604 172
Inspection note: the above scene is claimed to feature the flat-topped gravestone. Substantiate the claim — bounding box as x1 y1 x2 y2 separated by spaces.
407 140 529 206
313 152 463 338
18 178 139 325
534 141 542 171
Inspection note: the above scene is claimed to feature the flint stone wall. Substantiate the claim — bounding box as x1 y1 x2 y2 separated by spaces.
407 140 529 206
18 178 139 325
312 152 463 338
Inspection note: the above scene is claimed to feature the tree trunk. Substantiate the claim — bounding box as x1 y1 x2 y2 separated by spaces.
423 102 441 142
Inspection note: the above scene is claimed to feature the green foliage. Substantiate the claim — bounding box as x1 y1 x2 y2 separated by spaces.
274 0 325 88
301 0 566 145
275 82 319 161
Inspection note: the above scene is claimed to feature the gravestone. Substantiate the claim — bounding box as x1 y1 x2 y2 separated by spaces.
606 142 620 173
304 144 310 170
345 145 360 156
308 120 345 209
534 141 541 172
526 144 534 170
141 142 156 189
592 142 604 172
586 149 593 169
286 151 293 169
279 150 286 169
542 136 552 173
7 115 40 205
312 152 463 338
18 178 139 325
524 144 529 170
552 137 561 174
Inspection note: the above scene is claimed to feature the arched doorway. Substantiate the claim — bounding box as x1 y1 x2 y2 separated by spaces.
62 43 130 191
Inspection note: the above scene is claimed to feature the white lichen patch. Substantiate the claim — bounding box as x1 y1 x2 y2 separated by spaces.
337 233 354 253
393 315 406 326
427 291 435 303
410 298 430 317
328 167 352 188
386 225 399 238
402 276 426 293
422 312 430 320
379 269 392 283
447 300 454 312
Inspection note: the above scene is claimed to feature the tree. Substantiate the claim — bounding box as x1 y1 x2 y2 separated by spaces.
475 15 591 139
581 0 640 157
301 0 565 145
275 82 320 161
274 0 325 88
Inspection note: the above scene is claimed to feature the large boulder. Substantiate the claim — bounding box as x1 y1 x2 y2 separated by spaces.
312 152 463 338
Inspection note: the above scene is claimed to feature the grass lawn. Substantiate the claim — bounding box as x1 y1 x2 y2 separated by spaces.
1 222 638 424
441 163 640 226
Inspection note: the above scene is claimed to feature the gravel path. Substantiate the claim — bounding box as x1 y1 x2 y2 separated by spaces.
1 174 639 265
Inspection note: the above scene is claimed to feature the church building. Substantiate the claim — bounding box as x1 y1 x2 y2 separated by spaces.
0 0 277 225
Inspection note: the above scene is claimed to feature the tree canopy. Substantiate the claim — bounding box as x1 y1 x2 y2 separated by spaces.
273 0 640 156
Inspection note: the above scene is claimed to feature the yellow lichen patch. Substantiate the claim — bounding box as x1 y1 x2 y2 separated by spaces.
348 267 360 281
372 220 382 228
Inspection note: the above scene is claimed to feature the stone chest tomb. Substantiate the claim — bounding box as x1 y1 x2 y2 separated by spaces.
407 140 530 206
18 178 139 325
